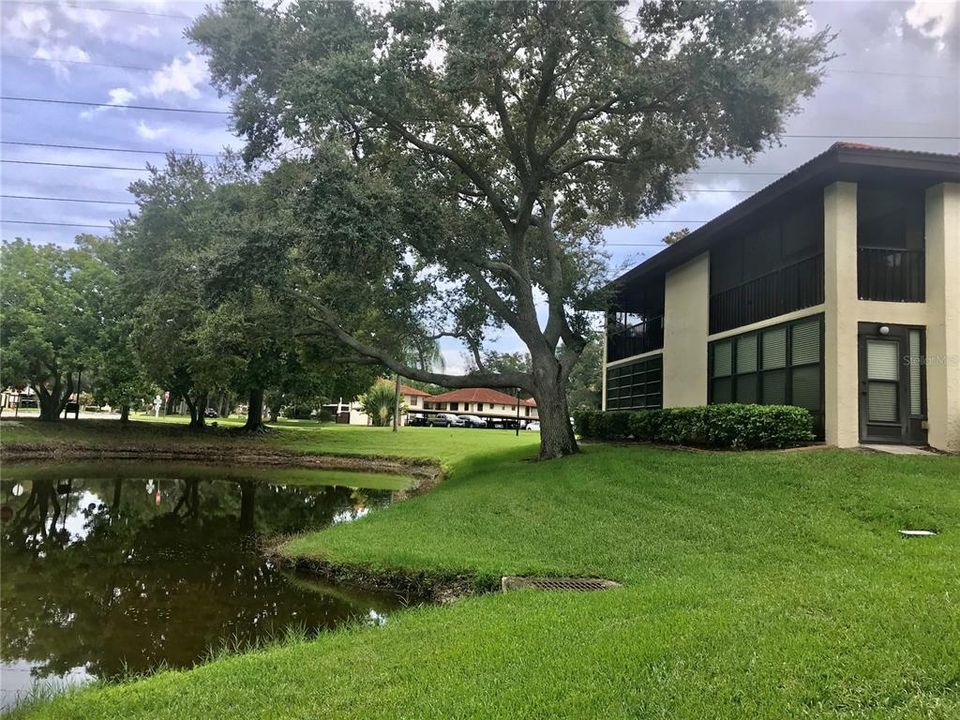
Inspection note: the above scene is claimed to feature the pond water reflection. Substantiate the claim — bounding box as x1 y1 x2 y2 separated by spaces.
0 462 411 710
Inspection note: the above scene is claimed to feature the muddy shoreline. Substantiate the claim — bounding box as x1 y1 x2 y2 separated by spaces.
2 442 440 480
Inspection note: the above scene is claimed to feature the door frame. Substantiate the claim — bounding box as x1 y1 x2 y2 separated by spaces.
857 322 927 445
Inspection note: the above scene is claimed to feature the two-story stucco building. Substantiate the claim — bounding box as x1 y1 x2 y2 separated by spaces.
603 143 959 451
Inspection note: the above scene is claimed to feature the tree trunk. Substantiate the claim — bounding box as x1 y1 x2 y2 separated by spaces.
244 388 265 432
119 404 130 423
187 392 207 429
37 392 62 422
532 366 579 460
164 393 176 415
37 376 72 422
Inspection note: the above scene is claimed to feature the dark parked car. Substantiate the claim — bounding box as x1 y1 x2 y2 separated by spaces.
406 414 430 427
204 408 219 418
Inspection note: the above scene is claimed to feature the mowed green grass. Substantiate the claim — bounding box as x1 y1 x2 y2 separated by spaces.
12 424 960 720
1 417 540 466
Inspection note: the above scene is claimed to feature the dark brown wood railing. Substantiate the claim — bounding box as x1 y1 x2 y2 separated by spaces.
857 247 925 302
709 254 824 334
606 315 664 362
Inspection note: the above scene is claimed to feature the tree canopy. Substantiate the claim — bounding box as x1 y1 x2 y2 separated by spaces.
191 0 833 458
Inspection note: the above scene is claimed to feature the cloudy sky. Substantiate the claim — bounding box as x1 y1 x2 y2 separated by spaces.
1 0 957 370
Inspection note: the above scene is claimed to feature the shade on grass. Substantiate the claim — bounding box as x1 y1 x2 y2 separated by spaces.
7 423 960 719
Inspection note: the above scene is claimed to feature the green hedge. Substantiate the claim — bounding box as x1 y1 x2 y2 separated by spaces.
573 405 814 449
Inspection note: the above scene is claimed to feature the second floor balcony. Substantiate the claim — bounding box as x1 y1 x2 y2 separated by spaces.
857 246 925 302
607 314 664 363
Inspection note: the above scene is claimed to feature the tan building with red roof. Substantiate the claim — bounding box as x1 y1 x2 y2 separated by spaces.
424 387 538 423
326 383 433 426
327 383 538 426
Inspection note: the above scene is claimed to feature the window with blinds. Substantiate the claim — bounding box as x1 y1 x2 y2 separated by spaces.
709 315 823 429
909 330 922 416
606 355 663 410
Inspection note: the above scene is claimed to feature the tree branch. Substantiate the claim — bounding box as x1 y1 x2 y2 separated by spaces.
285 288 531 391
361 104 517 233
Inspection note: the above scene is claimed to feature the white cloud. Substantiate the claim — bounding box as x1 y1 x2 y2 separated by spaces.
32 44 90 78
4 6 52 41
58 4 110 35
904 0 958 51
136 120 169 140
108 87 136 105
80 87 136 119
144 52 207 99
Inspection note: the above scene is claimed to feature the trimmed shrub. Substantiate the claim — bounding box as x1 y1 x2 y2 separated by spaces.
594 411 633 441
577 404 814 450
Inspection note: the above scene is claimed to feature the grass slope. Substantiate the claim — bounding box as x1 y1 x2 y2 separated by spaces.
6 421 960 719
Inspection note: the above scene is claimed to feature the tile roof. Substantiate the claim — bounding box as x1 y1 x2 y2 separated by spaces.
429 387 537 407
399 384 431 397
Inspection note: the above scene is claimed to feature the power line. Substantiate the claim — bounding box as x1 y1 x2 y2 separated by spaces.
2 96 230 116
2 54 159 73
3 159 149 172
7 0 193 20
1 194 136 206
3 220 114 230
3 97 958 140
3 140 223 159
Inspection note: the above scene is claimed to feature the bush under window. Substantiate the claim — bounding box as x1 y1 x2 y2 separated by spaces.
573 405 814 449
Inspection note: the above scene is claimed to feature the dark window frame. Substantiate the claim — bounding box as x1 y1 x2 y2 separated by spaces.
605 354 664 411
708 314 825 436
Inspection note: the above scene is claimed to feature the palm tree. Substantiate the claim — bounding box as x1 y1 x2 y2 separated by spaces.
391 338 444 432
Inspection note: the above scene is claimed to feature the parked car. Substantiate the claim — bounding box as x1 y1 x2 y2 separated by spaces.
204 408 219 418
525 421 541 432
429 413 460 427
455 414 488 428
406 413 430 427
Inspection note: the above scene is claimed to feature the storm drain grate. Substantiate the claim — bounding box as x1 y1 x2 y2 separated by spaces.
501 576 622 592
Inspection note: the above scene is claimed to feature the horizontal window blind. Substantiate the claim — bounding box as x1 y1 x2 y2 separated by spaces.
762 328 787 369
909 330 922 416
866 340 899 381
791 320 820 366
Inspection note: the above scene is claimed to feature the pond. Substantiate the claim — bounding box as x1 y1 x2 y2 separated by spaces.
0 461 417 710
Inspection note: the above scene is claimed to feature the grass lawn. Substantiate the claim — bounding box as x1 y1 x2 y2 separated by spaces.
5 420 960 719
1 416 540 466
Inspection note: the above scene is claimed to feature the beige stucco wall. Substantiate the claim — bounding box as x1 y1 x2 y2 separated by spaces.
825 180 959 451
662 252 710 407
823 181 860 447
924 183 960 451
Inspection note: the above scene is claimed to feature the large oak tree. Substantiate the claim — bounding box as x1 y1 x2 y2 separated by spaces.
192 0 832 458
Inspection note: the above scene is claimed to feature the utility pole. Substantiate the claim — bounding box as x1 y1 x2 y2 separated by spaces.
515 388 521 437
75 367 82 420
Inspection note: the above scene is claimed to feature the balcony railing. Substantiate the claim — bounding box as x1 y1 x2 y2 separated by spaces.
857 247 924 302
607 315 664 362
709 254 824 334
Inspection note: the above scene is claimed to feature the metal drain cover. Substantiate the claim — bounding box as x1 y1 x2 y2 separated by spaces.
501 576 622 592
